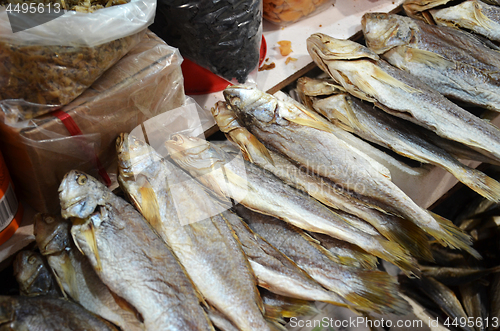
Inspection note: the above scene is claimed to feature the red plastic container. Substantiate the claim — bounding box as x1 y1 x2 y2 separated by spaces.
0 150 23 246
182 36 267 95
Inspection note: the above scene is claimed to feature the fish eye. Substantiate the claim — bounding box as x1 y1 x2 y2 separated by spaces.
28 255 37 265
44 216 55 224
77 175 88 186
171 135 183 144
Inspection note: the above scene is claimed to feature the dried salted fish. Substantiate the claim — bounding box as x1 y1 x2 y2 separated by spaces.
59 170 214 331
312 93 500 202
116 133 272 331
34 213 145 331
431 0 500 42
407 277 474 331
0 295 119 331
420 265 500 285
165 134 419 274
13 250 60 298
308 33 500 169
234 204 411 315
362 13 500 113
212 101 432 261
223 209 351 305
224 84 477 257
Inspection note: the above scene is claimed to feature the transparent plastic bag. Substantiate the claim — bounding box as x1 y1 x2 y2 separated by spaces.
0 31 185 213
263 0 335 26
0 0 156 120
151 0 263 85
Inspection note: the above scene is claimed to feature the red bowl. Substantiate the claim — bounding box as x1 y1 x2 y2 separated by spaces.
182 35 267 95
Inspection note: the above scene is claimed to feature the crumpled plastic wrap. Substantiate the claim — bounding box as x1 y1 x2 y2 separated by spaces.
151 0 263 85
0 0 156 120
263 0 335 26
0 31 185 213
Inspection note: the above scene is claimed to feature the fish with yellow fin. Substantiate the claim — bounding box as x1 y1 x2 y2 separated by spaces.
234 204 411 315
34 213 145 331
116 133 275 331
59 170 215 331
165 134 420 274
224 84 478 258
362 13 500 113
212 101 432 262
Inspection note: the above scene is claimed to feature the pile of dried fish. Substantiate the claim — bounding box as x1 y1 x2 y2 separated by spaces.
399 190 500 330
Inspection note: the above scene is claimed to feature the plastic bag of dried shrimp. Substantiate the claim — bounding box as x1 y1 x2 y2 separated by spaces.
0 0 156 122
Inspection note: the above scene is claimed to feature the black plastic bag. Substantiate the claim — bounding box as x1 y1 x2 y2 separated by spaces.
151 0 262 84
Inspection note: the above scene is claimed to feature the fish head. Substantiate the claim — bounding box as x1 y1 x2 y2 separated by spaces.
223 85 279 126
116 133 159 179
307 33 380 72
313 94 353 130
362 13 415 54
165 134 222 177
211 101 242 134
59 170 108 219
13 251 48 296
34 213 70 255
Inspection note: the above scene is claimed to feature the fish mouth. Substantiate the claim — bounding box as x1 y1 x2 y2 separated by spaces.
60 197 93 219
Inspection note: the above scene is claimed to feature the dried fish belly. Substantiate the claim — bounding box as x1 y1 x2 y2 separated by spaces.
212 101 432 261
362 13 500 113
59 170 214 331
34 213 145 331
116 133 271 331
165 134 419 273
224 85 476 257
312 93 500 202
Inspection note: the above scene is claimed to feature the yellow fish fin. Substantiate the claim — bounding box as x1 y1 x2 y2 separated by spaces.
84 222 102 272
428 211 482 260
472 0 495 30
370 65 421 93
138 184 162 229
404 47 456 70
286 116 333 133
60 255 79 301
72 217 102 272
49 265 69 300
230 129 275 166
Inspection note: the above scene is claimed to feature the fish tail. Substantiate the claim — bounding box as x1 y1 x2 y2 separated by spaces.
428 212 482 259
451 167 500 203
265 299 319 321
376 239 420 276
337 249 379 270
344 270 411 315
381 218 434 262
